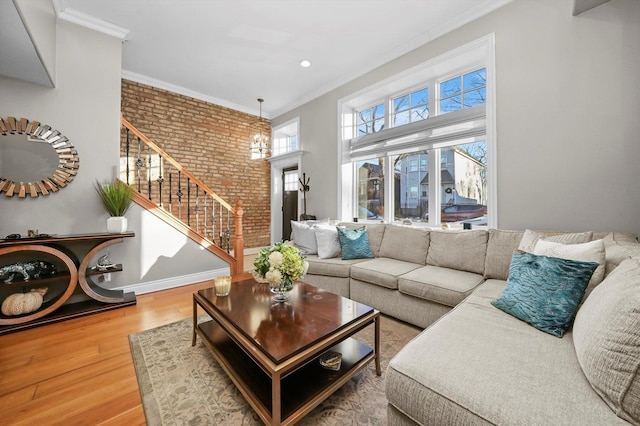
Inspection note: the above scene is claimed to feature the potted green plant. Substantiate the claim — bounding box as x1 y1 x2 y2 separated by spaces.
95 180 133 233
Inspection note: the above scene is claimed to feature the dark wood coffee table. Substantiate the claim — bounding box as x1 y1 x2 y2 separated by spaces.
192 277 381 426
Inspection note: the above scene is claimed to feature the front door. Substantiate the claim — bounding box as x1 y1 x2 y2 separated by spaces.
282 167 298 241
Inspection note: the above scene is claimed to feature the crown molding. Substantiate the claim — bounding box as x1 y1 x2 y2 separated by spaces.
53 3 129 40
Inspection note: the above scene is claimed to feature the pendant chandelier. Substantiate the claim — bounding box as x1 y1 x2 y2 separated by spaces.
250 98 270 160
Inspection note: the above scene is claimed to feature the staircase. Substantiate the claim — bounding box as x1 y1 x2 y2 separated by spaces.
120 116 247 277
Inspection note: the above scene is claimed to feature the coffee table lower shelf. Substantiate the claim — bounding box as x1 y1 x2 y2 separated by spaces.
196 320 375 425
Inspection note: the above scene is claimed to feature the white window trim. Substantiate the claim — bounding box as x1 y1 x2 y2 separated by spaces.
269 116 303 244
271 117 300 158
337 34 497 228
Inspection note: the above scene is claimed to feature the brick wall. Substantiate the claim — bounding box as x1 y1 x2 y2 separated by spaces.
120 80 271 249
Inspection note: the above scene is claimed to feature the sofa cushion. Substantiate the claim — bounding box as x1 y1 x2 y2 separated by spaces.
484 229 525 280
378 225 430 265
386 279 627 426
314 227 341 259
337 227 374 260
518 229 593 253
364 223 385 257
573 257 640 425
427 230 488 275
350 258 422 290
491 252 598 337
593 231 637 244
398 265 485 307
602 233 640 276
305 255 367 278
533 238 605 296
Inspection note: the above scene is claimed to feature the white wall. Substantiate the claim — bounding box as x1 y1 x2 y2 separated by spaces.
272 0 640 236
0 19 121 234
103 203 229 293
0 18 227 292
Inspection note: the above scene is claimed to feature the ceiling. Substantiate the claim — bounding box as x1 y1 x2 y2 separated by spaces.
51 0 513 117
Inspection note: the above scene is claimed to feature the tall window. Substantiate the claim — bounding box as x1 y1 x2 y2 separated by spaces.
340 35 495 227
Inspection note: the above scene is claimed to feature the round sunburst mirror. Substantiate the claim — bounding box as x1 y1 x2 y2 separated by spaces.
0 117 79 198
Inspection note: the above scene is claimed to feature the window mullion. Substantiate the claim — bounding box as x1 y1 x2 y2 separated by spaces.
383 155 393 222
428 148 440 225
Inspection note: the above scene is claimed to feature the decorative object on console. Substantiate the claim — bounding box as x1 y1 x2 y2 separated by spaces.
252 241 309 302
95 179 133 233
1 287 48 316
94 250 116 271
492 251 598 337
0 116 79 198
0 260 56 283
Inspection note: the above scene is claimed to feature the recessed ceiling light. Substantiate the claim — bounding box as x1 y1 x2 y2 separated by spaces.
299 59 312 68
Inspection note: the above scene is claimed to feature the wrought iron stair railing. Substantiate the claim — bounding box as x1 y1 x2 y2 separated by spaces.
120 116 245 276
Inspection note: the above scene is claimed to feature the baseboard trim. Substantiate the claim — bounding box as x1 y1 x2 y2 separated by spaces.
113 267 231 295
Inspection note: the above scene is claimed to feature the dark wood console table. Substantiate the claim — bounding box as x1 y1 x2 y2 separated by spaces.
0 232 136 334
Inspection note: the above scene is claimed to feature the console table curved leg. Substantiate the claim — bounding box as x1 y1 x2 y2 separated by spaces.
78 238 126 303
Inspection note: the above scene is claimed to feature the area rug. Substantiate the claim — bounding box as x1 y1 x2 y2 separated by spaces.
129 314 420 425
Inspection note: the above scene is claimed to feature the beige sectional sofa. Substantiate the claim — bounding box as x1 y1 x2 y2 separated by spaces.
293 222 640 426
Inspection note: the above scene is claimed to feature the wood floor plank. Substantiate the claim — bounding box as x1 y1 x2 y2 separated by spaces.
0 278 223 425
33 352 133 398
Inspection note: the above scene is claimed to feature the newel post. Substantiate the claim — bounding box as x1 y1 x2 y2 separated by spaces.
234 200 244 275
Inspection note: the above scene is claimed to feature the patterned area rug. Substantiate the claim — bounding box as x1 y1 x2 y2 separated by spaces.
129 314 420 425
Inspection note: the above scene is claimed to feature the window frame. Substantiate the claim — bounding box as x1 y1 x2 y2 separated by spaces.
338 34 497 228
271 117 300 157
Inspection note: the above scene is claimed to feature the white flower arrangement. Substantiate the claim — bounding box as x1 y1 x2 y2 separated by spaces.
252 242 308 291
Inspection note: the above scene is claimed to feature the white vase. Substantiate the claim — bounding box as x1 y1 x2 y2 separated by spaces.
107 216 128 233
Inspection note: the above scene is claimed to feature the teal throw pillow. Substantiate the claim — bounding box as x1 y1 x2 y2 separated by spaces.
337 227 374 260
491 251 598 337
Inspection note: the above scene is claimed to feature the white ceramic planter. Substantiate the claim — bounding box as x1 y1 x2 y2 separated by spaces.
107 216 128 233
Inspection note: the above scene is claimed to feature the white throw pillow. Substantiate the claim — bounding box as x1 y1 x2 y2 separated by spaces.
315 227 341 259
290 221 319 255
602 233 640 276
533 238 605 295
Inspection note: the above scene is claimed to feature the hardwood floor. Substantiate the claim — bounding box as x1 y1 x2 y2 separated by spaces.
0 280 222 426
